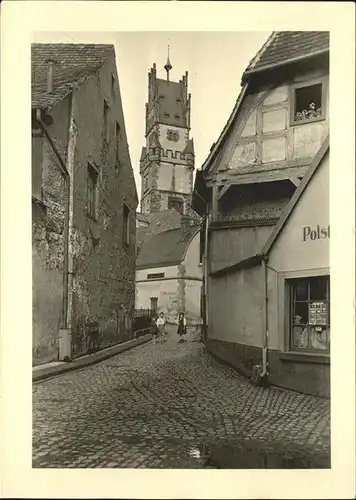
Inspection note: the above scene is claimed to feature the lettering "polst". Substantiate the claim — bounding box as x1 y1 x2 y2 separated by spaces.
303 225 330 242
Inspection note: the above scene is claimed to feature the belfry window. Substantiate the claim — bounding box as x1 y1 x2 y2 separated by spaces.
168 197 184 215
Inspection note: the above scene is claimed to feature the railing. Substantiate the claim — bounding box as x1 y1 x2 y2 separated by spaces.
133 308 155 332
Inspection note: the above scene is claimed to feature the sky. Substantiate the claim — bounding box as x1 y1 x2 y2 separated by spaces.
33 31 271 201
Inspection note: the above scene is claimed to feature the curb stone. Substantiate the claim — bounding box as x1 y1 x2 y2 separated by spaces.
33 333 152 382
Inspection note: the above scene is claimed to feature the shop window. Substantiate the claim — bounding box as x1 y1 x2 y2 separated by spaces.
291 82 324 124
123 204 130 245
87 163 99 219
168 197 184 214
289 275 330 352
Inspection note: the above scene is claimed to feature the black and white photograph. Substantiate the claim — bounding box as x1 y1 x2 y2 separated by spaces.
1 1 355 498
31 28 332 469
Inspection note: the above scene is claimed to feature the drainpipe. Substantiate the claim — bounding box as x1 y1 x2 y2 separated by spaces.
260 257 269 380
61 92 77 360
203 205 209 342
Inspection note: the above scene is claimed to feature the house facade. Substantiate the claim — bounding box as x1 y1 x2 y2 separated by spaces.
32 44 138 365
136 218 202 325
193 31 330 397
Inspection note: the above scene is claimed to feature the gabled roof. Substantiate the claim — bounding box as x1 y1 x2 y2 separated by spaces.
262 135 329 255
156 78 187 128
200 31 329 175
137 225 199 270
243 31 329 81
32 43 114 110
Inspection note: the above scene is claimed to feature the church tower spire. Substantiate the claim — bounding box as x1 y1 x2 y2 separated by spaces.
164 46 172 81
139 56 195 216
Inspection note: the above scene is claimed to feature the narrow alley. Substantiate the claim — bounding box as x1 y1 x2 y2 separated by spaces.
33 327 330 468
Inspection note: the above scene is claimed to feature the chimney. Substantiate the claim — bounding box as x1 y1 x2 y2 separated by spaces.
45 58 56 94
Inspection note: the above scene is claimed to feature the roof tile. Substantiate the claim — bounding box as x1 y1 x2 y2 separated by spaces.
244 31 329 76
32 43 114 110
137 224 199 269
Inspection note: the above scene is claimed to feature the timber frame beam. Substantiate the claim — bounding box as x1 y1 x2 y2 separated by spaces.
217 184 232 201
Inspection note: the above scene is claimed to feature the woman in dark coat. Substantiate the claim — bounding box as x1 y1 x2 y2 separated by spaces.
177 312 187 343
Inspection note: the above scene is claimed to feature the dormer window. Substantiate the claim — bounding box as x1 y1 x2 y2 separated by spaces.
164 112 170 118
174 114 180 119
176 98 181 104
291 80 326 125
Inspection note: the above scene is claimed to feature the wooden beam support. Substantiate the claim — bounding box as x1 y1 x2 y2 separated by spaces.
289 176 301 187
211 185 219 221
217 184 231 201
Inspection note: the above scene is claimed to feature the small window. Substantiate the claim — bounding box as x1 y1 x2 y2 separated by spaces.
292 83 323 124
176 98 181 104
103 99 109 143
164 112 170 118
175 114 180 119
159 95 165 99
115 121 120 164
168 197 184 215
147 273 165 279
289 276 330 352
123 204 130 245
87 163 99 219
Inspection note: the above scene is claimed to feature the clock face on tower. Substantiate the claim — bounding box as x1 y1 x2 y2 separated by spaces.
167 129 179 142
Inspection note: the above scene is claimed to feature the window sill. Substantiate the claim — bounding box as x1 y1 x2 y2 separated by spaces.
279 351 330 364
290 115 326 127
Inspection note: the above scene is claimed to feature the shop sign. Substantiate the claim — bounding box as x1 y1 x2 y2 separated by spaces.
309 301 328 326
303 224 330 242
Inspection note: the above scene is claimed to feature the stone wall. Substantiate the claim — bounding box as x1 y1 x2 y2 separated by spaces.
32 53 137 364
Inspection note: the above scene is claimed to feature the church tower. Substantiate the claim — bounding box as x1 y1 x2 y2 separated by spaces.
139 53 195 215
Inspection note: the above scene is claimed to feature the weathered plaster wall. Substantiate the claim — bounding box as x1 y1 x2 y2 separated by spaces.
135 268 180 323
32 96 71 364
209 225 273 273
32 53 137 363
182 232 202 278
268 154 329 273
208 266 264 346
70 55 137 356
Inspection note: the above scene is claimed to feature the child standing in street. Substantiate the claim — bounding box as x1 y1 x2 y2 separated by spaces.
156 311 167 343
177 312 187 343
151 316 159 345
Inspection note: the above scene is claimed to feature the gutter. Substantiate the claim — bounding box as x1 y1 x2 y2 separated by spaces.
242 48 329 83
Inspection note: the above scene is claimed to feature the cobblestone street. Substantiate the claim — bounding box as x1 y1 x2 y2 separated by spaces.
33 328 330 468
